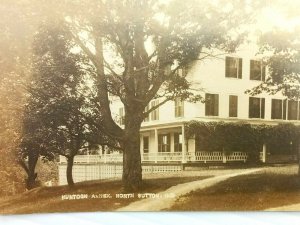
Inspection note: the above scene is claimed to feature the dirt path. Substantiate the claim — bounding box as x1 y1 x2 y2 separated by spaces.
117 168 262 211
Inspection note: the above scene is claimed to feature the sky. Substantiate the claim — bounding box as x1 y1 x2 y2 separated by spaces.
256 0 300 32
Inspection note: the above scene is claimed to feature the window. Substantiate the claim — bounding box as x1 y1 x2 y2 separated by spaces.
271 99 287 120
225 56 242 79
143 136 149 153
175 98 184 117
229 95 238 117
150 100 159 120
250 60 266 81
177 67 188 77
174 133 183 152
249 97 265 119
158 134 170 152
119 107 125 125
143 104 149 122
205 93 219 116
288 100 299 120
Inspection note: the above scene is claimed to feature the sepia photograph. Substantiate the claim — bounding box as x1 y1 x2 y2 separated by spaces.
0 0 300 215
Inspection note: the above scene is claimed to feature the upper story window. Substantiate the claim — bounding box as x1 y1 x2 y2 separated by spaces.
158 134 170 152
271 99 287 120
249 97 265 119
229 95 238 117
250 60 266 81
225 56 242 79
175 98 184 118
288 100 299 120
205 93 219 116
119 107 125 125
150 100 159 120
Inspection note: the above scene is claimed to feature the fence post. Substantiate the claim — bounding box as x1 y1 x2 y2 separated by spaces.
262 143 267 163
222 150 227 163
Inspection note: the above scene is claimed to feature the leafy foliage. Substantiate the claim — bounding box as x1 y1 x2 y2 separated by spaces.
20 21 87 158
18 21 93 187
185 121 299 156
247 28 300 99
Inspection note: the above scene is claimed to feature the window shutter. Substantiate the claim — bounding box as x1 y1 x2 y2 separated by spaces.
271 99 275 119
283 99 287 120
225 57 230 77
238 58 242 79
261 98 265 119
205 94 210 116
249 97 253 118
249 97 260 118
250 60 254 80
215 94 219 116
288 100 298 120
229 95 238 117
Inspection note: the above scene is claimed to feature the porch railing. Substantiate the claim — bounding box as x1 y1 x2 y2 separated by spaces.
59 151 250 164
142 152 182 162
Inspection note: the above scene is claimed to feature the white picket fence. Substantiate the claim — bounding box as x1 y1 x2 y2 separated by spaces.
58 163 182 185
59 151 249 164
58 152 255 185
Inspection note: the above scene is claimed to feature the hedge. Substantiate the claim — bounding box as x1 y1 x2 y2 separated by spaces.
185 121 300 156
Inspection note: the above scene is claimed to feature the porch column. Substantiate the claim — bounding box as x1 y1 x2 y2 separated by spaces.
262 143 267 163
181 125 186 163
154 128 158 163
140 135 143 162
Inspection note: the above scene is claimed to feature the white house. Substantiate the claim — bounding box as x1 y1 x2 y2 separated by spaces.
108 43 300 163
58 43 300 184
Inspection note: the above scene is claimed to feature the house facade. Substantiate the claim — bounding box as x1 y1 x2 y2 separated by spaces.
110 44 300 164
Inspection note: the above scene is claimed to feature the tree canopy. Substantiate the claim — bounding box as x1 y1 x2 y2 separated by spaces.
0 0 268 191
247 27 300 99
56 0 261 190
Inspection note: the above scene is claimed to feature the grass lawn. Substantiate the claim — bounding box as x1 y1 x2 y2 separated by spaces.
0 175 209 214
169 166 300 211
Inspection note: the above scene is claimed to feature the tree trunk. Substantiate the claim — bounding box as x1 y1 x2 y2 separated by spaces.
66 156 75 186
122 119 143 192
26 152 39 190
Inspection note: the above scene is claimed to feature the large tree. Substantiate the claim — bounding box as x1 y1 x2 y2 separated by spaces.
58 0 259 191
20 21 91 187
21 20 121 187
